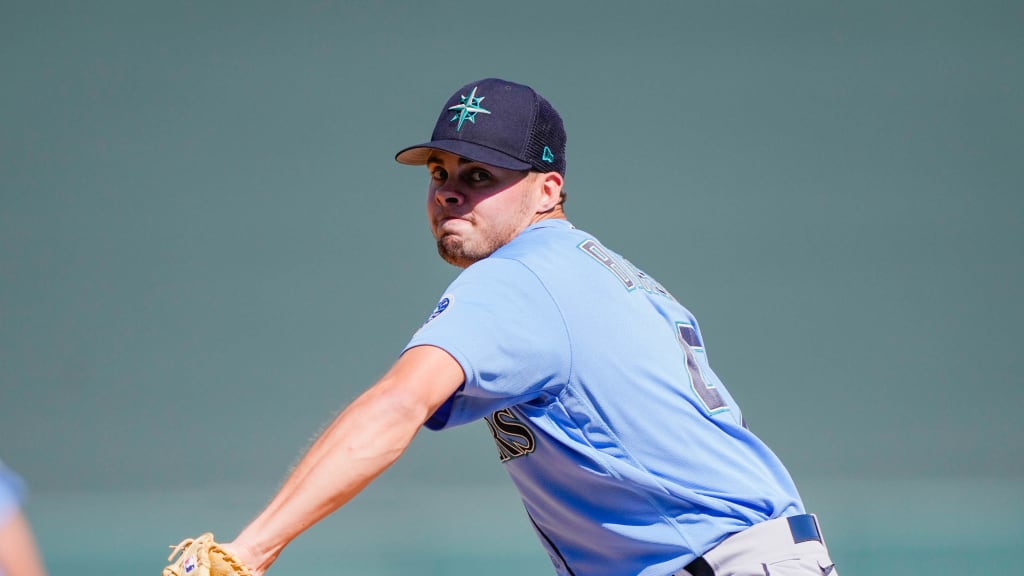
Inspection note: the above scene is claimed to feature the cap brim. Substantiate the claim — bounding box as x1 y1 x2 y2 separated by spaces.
395 139 532 172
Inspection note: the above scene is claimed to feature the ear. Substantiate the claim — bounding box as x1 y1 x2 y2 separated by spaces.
535 171 565 213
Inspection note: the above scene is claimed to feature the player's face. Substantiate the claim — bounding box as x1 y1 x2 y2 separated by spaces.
426 151 542 268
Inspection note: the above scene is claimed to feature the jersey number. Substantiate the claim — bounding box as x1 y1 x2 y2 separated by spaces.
676 322 728 414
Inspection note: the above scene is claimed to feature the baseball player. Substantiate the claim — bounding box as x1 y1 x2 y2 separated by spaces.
166 78 839 576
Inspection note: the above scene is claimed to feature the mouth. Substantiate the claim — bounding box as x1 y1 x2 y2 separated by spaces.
436 215 470 232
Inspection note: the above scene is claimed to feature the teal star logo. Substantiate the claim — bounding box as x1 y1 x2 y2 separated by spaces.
448 86 491 131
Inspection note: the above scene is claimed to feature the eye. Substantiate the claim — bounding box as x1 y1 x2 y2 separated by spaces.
430 166 448 182
465 168 491 183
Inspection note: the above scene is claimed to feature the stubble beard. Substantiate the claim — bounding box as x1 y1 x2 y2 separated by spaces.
435 213 528 268
435 230 503 268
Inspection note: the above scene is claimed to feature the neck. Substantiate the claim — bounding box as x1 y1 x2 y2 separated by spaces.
532 204 567 223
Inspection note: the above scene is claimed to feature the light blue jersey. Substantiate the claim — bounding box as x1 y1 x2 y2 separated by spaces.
0 460 25 527
405 219 804 576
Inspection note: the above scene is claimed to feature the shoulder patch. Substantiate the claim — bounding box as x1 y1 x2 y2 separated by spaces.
425 294 454 324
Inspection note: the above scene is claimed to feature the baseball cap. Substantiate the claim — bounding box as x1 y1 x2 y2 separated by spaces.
395 78 566 176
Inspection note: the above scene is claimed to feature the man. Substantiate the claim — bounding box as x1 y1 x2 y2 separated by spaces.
223 78 839 575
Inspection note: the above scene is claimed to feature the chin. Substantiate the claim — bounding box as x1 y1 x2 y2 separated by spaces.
439 253 474 269
437 240 469 268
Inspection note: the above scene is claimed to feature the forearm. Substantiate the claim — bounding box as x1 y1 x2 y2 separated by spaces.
0 511 48 576
232 380 428 572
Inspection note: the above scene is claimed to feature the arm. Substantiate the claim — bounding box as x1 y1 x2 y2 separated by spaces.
0 510 48 576
228 345 465 574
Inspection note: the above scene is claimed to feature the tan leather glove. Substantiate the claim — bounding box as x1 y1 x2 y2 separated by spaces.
163 533 252 576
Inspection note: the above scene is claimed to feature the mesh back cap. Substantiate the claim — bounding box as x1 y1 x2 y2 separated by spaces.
395 78 566 176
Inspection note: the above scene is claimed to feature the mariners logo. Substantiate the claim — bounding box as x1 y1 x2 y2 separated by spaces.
448 86 491 131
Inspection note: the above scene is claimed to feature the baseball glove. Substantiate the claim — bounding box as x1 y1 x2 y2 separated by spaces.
163 533 252 576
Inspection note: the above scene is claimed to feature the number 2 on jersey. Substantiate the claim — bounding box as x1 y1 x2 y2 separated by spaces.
676 322 729 414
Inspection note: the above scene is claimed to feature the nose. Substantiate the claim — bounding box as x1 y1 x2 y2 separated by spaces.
434 184 464 207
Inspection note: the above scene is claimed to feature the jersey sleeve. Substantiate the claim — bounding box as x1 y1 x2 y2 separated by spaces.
0 461 26 527
404 257 570 429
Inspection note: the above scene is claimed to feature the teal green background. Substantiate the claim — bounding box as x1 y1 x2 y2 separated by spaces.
2 1 1021 574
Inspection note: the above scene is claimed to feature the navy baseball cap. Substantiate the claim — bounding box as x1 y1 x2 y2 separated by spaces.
395 78 566 176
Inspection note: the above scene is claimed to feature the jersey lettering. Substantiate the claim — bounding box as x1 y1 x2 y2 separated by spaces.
676 321 728 414
578 239 675 300
578 239 635 289
484 408 537 462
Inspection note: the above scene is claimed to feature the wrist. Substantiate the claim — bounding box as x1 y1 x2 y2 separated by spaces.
227 533 280 575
